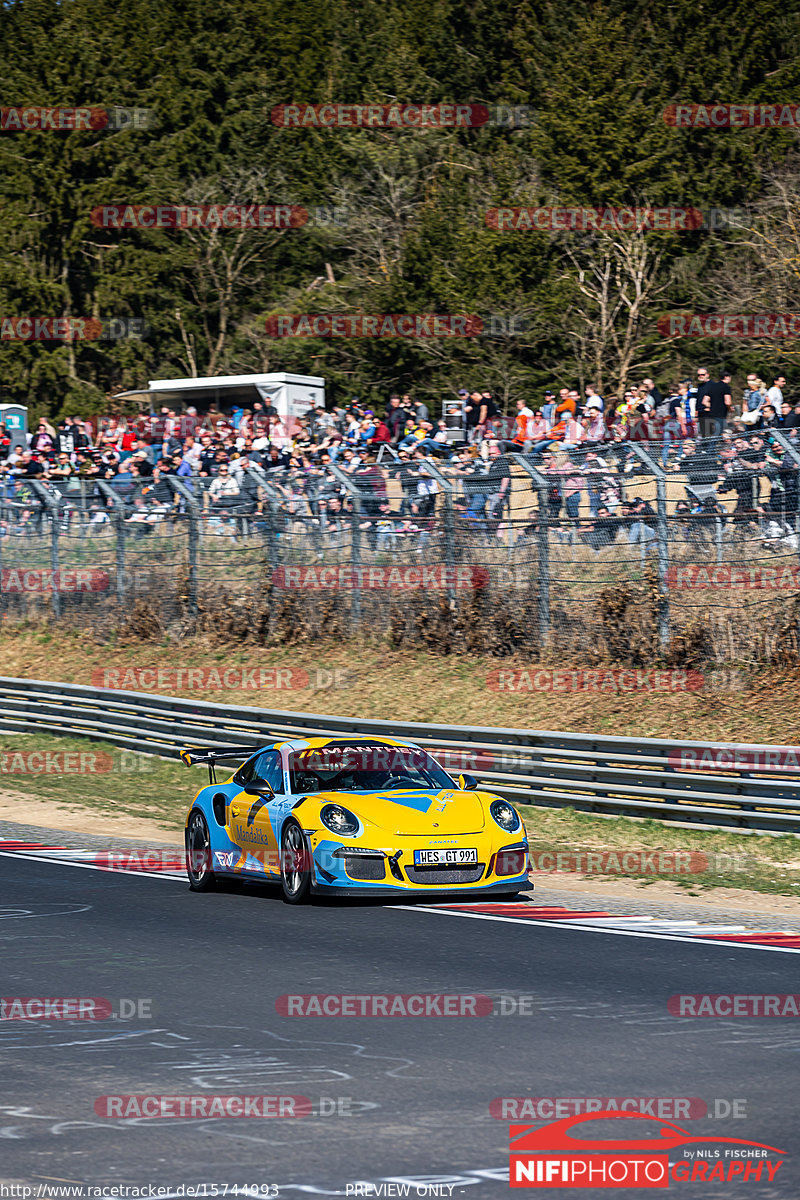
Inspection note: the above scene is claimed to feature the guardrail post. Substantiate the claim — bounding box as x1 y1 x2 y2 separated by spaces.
628 443 670 649
511 455 550 646
328 464 362 630
416 459 455 600
244 465 284 573
165 477 200 616
95 480 128 607
28 480 61 619
771 431 800 650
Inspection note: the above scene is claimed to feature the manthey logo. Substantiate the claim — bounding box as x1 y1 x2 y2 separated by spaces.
508 1112 785 1188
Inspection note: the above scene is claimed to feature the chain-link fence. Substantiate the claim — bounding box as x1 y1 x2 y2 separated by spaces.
2 430 799 664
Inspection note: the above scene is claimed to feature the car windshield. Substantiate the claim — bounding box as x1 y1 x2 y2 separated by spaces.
288 742 455 794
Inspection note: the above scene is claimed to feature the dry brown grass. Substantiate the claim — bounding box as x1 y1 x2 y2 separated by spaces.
3 623 799 745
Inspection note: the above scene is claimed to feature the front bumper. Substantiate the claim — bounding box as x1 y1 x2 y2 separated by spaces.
311 876 532 899
310 836 529 895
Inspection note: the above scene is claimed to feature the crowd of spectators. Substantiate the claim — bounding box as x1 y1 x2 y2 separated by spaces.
0 370 798 548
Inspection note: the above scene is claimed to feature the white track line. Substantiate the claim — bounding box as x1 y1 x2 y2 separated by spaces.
0 848 185 880
5 851 800 953
396 904 800 954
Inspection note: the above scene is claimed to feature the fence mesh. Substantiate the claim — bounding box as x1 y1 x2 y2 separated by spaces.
1 430 799 664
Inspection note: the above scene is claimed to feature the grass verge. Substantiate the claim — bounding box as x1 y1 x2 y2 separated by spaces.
1 731 798 897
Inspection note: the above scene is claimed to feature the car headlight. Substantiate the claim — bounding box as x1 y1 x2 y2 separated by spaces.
490 799 521 832
320 804 360 837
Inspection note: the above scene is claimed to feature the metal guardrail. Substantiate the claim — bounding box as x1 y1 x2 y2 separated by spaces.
0 675 798 833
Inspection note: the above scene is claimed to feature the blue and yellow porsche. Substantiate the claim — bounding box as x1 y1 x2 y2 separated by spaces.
180 736 530 903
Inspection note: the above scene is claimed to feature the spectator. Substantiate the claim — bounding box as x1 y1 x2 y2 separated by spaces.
741 375 767 425
410 466 438 547
49 452 74 481
581 504 620 550
584 384 604 412
697 369 733 438
372 416 392 445
581 450 610 515
641 377 663 412
511 398 535 452
465 391 483 441
385 395 408 443
554 388 576 421
30 421 56 459
767 375 786 413
625 496 657 547
562 414 585 446
528 410 551 446
583 408 606 443
541 390 556 426
464 442 510 522
207 463 241 509
779 401 800 429
132 449 153 478
15 450 46 477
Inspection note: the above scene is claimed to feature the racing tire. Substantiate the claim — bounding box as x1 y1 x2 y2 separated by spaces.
186 811 216 891
280 820 312 904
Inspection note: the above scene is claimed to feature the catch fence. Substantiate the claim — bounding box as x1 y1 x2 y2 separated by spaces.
1 430 799 663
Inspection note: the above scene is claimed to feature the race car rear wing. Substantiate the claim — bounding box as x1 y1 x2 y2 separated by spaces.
180 744 258 784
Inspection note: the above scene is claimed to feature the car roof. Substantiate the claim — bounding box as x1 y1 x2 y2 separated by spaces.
273 735 420 753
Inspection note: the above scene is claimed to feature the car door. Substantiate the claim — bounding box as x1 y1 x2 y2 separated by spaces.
228 749 285 878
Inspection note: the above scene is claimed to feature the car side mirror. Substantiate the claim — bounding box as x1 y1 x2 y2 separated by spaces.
244 780 274 798
458 773 478 791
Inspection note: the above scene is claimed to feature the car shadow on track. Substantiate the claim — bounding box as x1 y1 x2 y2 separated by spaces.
201 877 534 909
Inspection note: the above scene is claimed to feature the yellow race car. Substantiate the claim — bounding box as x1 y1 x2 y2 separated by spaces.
180 735 530 903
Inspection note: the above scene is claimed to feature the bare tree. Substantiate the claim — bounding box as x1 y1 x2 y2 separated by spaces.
561 226 675 394
704 165 800 365
176 167 297 375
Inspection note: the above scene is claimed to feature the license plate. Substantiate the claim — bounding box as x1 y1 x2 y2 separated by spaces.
414 847 478 866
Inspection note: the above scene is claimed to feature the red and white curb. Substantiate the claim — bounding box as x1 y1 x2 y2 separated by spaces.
402 901 800 953
4 842 799 950
0 839 185 877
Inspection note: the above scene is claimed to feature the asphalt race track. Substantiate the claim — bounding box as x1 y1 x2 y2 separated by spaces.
0 856 797 1198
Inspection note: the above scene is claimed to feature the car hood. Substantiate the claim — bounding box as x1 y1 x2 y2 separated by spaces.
311 788 487 835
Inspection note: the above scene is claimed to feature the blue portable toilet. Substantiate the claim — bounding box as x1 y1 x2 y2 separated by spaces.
0 404 28 451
